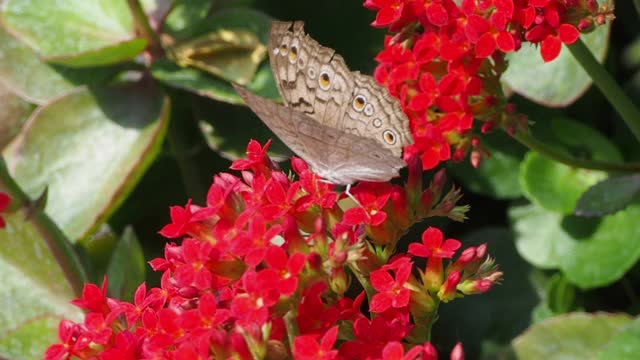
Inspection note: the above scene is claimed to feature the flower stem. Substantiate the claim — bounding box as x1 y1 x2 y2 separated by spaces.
568 38 640 143
127 0 164 58
349 264 376 300
512 130 640 172
284 310 299 349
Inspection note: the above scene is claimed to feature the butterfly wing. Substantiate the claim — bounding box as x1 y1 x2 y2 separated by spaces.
233 84 404 185
268 21 412 158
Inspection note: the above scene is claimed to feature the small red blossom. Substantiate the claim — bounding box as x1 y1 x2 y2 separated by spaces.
258 246 306 297
70 278 111 315
293 325 340 360
230 138 274 175
342 182 393 227
292 157 338 210
365 0 406 27
369 259 413 313
159 200 210 240
340 309 412 359
379 341 425 360
408 227 461 259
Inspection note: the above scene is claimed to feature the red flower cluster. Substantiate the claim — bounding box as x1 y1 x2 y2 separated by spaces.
365 0 609 170
0 192 10 228
46 140 501 360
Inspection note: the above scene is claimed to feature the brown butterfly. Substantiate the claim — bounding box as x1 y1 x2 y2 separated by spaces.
233 21 412 186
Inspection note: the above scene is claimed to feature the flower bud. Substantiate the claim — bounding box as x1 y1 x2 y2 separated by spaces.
437 270 461 302
450 342 465 360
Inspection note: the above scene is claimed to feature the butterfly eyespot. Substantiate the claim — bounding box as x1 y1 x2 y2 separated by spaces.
383 130 397 145
372 118 383 128
307 67 316 79
364 104 374 116
279 43 288 55
319 71 331 90
352 95 366 112
289 45 299 63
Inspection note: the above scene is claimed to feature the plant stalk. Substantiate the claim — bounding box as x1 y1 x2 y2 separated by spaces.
568 38 640 143
127 0 164 58
513 130 640 172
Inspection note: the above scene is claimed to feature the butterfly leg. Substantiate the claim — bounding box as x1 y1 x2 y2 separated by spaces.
344 184 365 210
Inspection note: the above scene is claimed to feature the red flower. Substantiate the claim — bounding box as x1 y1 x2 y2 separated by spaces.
365 0 406 27
159 200 210 239
71 278 111 315
293 326 339 360
0 192 10 228
408 227 461 259
256 246 306 297
526 23 580 62
380 341 429 360
297 282 341 336
44 139 481 359
425 2 449 26
44 320 92 360
230 270 279 326
339 309 412 359
116 283 162 327
230 138 275 175
369 258 413 313
292 157 338 210
342 182 393 227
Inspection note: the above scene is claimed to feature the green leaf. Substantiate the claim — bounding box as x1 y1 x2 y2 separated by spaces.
0 211 84 359
510 203 640 288
622 36 640 69
0 316 64 359
575 175 640 217
169 29 268 86
163 0 214 39
106 226 145 302
520 152 609 214
0 80 32 149
152 58 279 104
597 317 640 360
432 228 538 356
546 273 576 314
0 25 122 104
447 131 525 199
520 118 622 214
513 313 632 360
81 224 119 278
3 81 170 241
502 4 611 107
194 97 290 161
509 204 576 269
152 8 279 104
0 0 146 67
531 303 556 323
